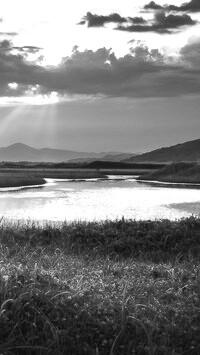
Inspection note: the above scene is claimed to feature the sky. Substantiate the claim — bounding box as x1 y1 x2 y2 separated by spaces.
0 0 200 152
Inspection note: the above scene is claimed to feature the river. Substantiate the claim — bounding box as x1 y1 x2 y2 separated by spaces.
0 175 200 222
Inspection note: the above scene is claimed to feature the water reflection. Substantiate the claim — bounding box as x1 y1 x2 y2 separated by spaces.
0 176 199 222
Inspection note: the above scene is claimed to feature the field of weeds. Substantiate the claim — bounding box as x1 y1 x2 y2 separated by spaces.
1 217 200 354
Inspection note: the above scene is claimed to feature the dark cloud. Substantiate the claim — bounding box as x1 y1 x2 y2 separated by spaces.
79 12 127 27
0 40 44 97
0 41 42 54
0 39 12 50
117 11 197 33
1 38 200 99
144 0 200 12
13 45 42 53
79 11 197 34
144 1 163 10
79 12 147 27
128 17 147 24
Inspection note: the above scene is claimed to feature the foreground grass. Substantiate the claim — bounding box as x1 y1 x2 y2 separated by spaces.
1 217 200 354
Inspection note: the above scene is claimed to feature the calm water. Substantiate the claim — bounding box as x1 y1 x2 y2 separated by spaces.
0 176 200 222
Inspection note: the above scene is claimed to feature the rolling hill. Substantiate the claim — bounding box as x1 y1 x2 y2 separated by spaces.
125 139 200 163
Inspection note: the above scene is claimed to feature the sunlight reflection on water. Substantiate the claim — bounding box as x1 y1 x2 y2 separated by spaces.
0 176 200 222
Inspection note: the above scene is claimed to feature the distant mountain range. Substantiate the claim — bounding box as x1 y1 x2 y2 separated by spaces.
1 139 200 163
0 143 134 162
68 153 135 163
125 139 200 163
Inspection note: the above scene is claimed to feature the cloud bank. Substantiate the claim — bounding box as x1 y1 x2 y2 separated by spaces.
0 38 200 100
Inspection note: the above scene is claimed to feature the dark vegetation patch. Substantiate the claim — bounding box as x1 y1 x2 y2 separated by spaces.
0 173 45 188
138 162 200 184
1 217 200 353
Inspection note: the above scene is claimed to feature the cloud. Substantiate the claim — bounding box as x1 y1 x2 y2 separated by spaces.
144 1 164 10
180 37 200 68
0 40 44 97
1 38 200 100
79 12 127 27
144 0 200 12
0 39 11 50
13 45 42 53
79 12 148 28
117 11 197 33
0 41 42 54
79 11 197 34
128 17 147 24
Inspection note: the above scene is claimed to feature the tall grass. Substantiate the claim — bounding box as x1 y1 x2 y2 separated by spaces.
1 217 200 354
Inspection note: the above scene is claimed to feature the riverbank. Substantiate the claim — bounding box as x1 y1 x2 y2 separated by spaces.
0 167 151 188
1 217 200 354
0 169 106 188
138 162 200 184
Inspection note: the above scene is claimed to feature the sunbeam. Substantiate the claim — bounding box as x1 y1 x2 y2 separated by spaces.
0 105 32 143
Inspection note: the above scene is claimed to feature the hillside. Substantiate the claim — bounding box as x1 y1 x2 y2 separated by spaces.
0 143 132 163
125 139 200 163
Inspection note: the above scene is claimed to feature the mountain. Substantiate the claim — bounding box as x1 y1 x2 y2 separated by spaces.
0 143 134 163
124 139 200 163
68 153 136 163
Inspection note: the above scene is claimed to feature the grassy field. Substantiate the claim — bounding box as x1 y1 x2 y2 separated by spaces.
1 217 200 354
138 162 200 184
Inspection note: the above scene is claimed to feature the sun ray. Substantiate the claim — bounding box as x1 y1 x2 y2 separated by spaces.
0 105 32 142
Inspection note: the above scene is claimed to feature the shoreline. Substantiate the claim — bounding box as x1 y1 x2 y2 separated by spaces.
137 178 200 188
2 175 200 189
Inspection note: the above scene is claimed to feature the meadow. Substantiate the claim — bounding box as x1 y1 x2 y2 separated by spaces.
1 217 200 354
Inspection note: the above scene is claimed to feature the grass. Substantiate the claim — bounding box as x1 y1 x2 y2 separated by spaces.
1 217 200 354
138 162 200 184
